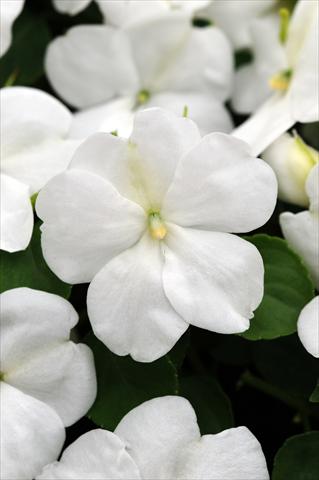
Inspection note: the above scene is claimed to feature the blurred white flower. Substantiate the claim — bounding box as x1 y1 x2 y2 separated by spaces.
263 132 318 207
0 0 24 57
36 108 277 362
0 87 81 252
280 163 319 289
233 0 319 155
0 288 97 480
53 0 92 15
45 13 233 137
297 296 319 358
200 0 275 50
37 396 269 480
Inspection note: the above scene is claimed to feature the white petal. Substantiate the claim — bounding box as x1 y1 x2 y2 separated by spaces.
175 427 269 480
129 108 201 208
147 91 233 135
115 396 201 480
162 225 264 334
45 25 139 108
53 0 91 15
232 94 294 156
37 429 141 480
87 234 188 362
0 0 24 56
0 174 33 253
36 169 146 284
70 97 135 139
97 0 167 27
280 210 319 290
297 296 319 358
306 163 319 213
286 0 318 66
1 382 65 480
162 133 277 232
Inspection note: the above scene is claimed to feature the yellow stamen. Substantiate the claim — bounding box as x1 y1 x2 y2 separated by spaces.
269 69 292 91
148 212 167 240
136 89 150 105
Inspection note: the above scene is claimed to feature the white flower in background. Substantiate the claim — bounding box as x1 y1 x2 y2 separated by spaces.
0 87 81 253
297 296 319 358
53 0 211 21
37 396 269 480
36 108 277 362
0 288 96 480
263 132 318 207
280 163 319 289
45 13 233 138
233 0 319 156
0 0 24 56
199 0 275 50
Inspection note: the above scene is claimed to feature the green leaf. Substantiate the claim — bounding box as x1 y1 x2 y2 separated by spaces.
0 222 71 298
242 235 314 340
310 381 319 403
180 375 234 434
168 330 190 370
85 333 179 430
272 432 319 480
0 9 51 86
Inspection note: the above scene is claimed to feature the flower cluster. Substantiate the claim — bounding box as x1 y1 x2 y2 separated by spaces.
1 0 318 479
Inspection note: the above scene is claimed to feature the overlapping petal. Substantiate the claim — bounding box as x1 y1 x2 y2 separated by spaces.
297 296 319 358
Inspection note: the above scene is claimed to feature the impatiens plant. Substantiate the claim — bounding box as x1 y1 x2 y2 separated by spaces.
0 87 81 252
36 108 277 361
45 13 233 137
0 288 97 480
36 396 269 480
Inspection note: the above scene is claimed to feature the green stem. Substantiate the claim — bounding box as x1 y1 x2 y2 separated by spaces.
241 371 319 420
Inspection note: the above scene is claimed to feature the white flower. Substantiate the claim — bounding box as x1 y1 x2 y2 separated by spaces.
53 0 211 21
45 13 233 138
233 0 319 156
0 288 97 480
0 0 24 57
0 87 81 252
36 396 269 480
280 163 319 289
297 296 319 358
200 0 275 50
262 132 318 207
36 108 277 362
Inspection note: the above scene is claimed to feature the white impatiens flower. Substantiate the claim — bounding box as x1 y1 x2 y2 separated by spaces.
297 296 319 358
280 163 319 289
45 13 233 138
37 396 269 480
0 0 24 56
0 288 97 480
36 108 277 362
233 0 319 156
0 87 82 252
263 132 318 207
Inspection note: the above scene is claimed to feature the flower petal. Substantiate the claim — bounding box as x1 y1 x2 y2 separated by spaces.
232 94 294 156
297 296 319 358
307 163 319 213
1 382 65 480
114 396 200 480
280 210 319 290
36 169 146 284
0 0 24 56
162 133 277 232
97 0 166 27
52 0 91 15
175 427 269 480
87 234 188 362
36 429 141 480
0 174 33 253
45 25 139 108
162 225 264 334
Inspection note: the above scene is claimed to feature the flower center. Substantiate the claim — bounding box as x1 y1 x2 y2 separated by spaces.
269 68 293 91
148 212 167 240
136 89 150 106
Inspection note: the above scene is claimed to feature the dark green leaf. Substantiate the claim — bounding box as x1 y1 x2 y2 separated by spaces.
272 432 319 480
310 382 319 403
180 375 234 434
86 333 179 430
0 222 71 298
168 330 190 370
0 9 51 86
242 235 314 340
